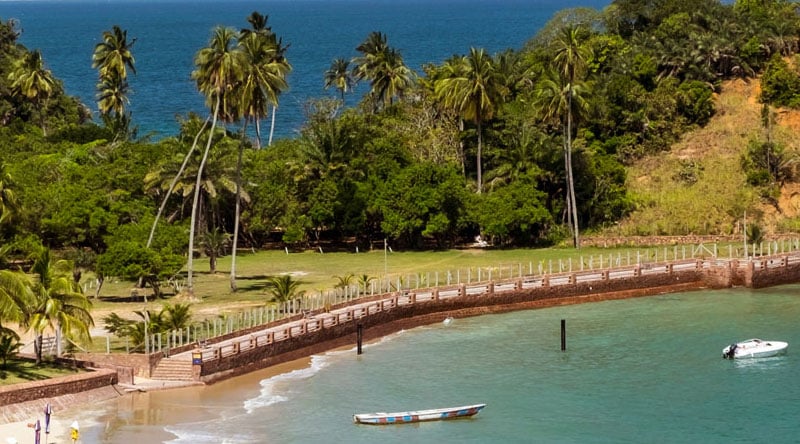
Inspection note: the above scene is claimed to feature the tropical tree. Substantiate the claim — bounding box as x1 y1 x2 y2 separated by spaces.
92 25 137 80
0 329 21 369
324 58 355 100
145 115 211 249
200 227 230 274
27 249 93 363
8 49 56 135
265 274 306 304
188 26 244 296
0 161 18 225
434 47 504 193
92 25 136 140
239 12 291 148
229 11 291 291
538 25 592 248
352 31 414 109
0 270 33 330
160 303 193 332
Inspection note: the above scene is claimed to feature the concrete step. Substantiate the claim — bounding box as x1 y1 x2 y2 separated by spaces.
151 358 193 381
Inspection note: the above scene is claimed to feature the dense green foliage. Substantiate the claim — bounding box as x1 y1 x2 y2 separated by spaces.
1 0 800 295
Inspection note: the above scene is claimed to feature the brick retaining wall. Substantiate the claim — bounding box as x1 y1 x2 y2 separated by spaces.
0 368 117 407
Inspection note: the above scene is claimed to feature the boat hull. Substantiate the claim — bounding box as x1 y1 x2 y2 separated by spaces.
353 403 486 425
722 339 788 359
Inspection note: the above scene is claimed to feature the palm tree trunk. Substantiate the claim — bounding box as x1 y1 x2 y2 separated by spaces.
255 118 263 149
458 119 466 177
476 110 483 194
146 117 210 249
188 97 221 296
230 120 248 292
34 334 42 364
566 90 580 249
268 105 276 146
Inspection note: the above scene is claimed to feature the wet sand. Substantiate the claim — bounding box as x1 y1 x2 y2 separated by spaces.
32 357 315 443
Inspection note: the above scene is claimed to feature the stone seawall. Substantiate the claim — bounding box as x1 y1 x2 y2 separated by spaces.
196 267 709 384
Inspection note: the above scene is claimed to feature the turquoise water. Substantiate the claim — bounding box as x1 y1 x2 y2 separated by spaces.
74 286 800 443
2 0 610 140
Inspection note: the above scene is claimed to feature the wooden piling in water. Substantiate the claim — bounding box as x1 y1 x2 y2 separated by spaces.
561 319 566 351
357 323 363 355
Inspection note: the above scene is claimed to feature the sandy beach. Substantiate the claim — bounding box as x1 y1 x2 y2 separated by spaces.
1 357 314 444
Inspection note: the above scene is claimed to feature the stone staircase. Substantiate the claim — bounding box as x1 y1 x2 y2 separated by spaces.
150 358 194 381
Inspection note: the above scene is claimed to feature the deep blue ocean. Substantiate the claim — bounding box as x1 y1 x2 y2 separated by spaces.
2 0 611 140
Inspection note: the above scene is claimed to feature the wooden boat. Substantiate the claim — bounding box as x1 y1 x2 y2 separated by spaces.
353 403 486 425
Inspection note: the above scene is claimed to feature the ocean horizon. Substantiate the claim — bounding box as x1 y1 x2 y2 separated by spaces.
3 0 611 140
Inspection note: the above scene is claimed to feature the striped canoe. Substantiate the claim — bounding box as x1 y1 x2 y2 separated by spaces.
353 403 486 425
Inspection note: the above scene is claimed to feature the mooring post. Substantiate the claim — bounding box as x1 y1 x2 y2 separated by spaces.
357 323 363 355
561 319 566 351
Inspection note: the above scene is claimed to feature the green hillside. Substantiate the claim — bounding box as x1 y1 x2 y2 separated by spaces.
605 77 800 238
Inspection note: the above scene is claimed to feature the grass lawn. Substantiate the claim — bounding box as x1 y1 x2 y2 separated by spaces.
89 244 740 313
0 358 86 386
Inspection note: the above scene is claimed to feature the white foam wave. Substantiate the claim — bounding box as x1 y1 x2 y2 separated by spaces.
242 354 330 414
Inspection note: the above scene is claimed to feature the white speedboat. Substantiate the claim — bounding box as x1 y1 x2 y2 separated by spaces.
722 338 788 359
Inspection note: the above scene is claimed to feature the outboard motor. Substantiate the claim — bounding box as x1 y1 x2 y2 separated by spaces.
723 343 738 359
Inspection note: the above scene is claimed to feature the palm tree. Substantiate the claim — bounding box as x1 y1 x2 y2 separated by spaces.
265 274 305 304
352 31 388 83
143 129 232 230
92 26 136 139
542 25 592 249
145 115 211 249
27 249 92 363
229 14 291 291
188 26 244 297
239 12 291 148
0 270 33 330
352 31 414 109
371 47 415 107
0 161 18 225
8 50 56 135
92 26 136 80
434 47 503 193
324 58 355 100
200 227 230 274
160 303 193 331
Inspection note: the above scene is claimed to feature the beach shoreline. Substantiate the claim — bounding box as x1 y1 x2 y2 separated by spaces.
0 356 317 444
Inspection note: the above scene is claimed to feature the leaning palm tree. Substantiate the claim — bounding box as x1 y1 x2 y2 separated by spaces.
188 26 244 297
324 58 355 100
8 50 56 135
434 47 503 194
145 115 211 249
27 249 93 363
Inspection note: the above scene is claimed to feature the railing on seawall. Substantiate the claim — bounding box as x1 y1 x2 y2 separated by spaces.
155 246 800 359
192 257 717 364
